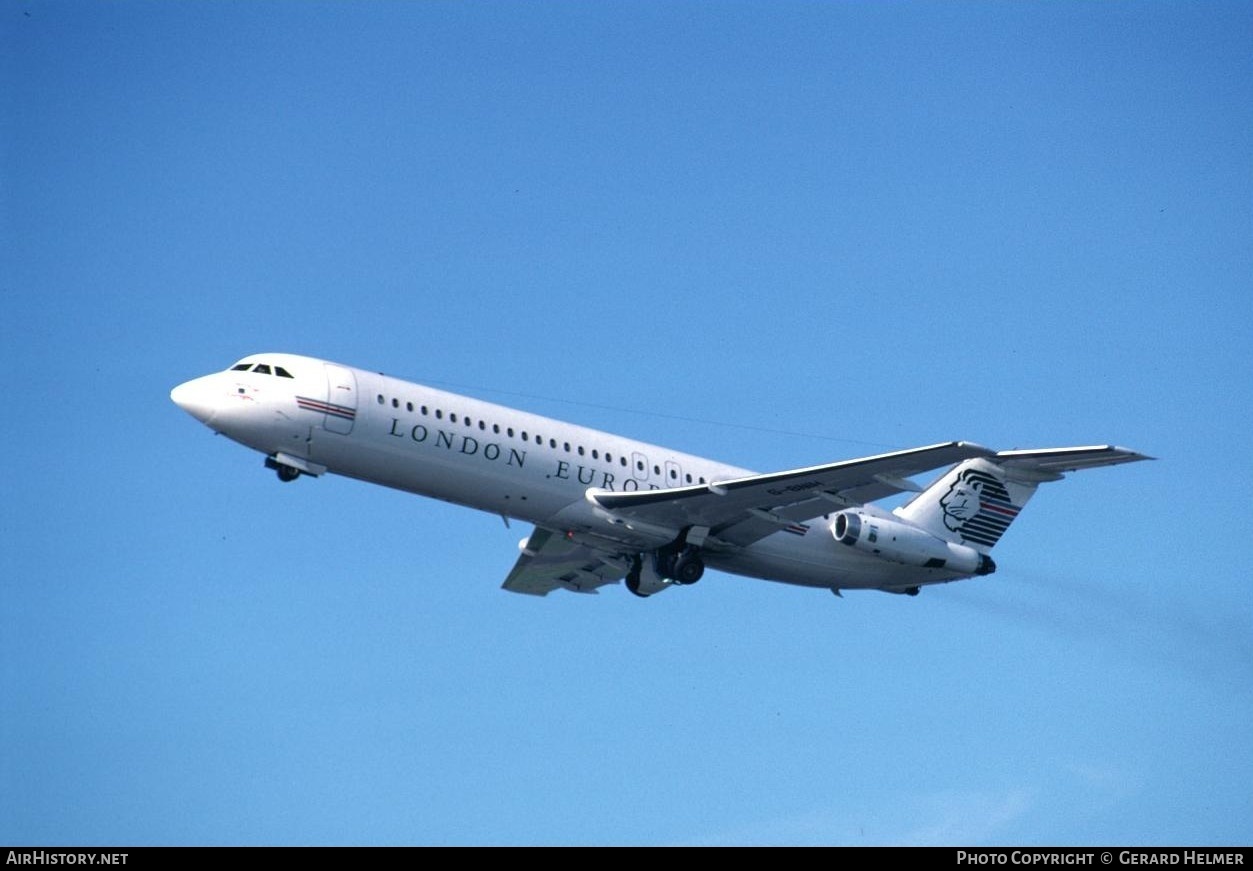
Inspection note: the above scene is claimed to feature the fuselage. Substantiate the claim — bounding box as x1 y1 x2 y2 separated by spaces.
170 352 961 592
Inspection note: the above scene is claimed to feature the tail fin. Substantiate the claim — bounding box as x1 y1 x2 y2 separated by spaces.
893 445 1151 553
894 458 1036 552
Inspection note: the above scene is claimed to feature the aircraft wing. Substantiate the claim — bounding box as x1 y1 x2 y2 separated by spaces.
587 441 995 547
501 526 629 596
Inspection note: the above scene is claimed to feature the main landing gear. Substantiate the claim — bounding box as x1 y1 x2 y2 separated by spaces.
624 556 654 598
659 548 705 585
624 536 706 598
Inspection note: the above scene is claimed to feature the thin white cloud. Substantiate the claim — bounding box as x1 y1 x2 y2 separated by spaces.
897 788 1037 846
682 787 1036 846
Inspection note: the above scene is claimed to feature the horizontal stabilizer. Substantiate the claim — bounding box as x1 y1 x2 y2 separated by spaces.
895 446 1152 552
994 445 1153 482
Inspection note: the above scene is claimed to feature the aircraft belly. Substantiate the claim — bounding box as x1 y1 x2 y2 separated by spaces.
708 533 845 589
710 529 967 590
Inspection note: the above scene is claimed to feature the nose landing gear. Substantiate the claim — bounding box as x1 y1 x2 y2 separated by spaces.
264 456 302 482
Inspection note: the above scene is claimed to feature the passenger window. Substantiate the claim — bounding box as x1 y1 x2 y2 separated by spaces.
577 446 584 456
654 465 660 475
377 395 385 405
620 457 627 467
406 402 413 412
392 398 399 408
275 367 294 378
436 410 443 419
605 453 612 463
521 431 528 440
493 424 500 434
685 473 692 483
421 406 428 415
450 413 457 423
549 439 557 449
507 428 515 437
254 364 272 375
592 450 599 459
479 421 486 431
637 460 644 471
669 469 677 479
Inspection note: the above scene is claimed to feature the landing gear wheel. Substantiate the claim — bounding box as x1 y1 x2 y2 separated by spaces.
276 465 301 482
625 556 648 598
626 574 649 597
673 553 704 585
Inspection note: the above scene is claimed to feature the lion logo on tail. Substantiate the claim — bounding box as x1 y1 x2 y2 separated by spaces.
939 468 1020 547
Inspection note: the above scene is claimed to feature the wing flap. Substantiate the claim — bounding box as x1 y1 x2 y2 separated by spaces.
502 527 628 597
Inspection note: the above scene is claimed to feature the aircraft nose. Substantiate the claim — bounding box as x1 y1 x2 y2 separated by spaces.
170 376 219 425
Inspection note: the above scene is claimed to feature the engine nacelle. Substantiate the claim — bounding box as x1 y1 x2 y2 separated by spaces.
831 511 995 576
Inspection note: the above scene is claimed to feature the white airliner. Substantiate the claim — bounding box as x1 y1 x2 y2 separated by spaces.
171 353 1150 598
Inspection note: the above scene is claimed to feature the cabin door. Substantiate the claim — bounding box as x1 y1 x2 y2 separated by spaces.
322 364 358 434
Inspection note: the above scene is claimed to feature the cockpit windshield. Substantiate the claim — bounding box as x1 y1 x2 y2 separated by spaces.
229 361 295 378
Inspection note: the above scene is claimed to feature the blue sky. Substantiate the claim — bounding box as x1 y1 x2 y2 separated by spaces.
3 0 1250 846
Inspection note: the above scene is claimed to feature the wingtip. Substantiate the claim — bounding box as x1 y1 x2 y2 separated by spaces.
1111 445 1156 462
